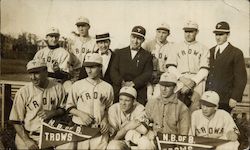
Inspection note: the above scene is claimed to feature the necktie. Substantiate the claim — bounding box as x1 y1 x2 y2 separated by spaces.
216 48 220 59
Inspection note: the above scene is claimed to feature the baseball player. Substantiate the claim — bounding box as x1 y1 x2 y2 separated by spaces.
9 59 66 149
68 16 97 81
107 86 155 150
143 23 173 100
190 91 240 150
63 53 114 149
166 20 209 112
145 72 191 143
33 27 71 83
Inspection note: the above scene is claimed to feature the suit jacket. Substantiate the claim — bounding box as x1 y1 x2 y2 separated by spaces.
111 46 153 105
79 49 115 85
206 43 247 105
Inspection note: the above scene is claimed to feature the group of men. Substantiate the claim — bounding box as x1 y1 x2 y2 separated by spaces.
8 16 248 150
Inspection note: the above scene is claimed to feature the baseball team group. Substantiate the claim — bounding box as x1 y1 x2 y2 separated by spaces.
9 16 248 150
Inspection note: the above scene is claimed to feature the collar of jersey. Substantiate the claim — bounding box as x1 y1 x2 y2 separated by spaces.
184 40 197 46
85 77 102 86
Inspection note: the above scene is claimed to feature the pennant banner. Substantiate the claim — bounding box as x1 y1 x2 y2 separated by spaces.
156 133 229 150
39 119 100 149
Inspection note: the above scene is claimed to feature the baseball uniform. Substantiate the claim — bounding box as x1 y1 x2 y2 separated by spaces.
107 102 154 149
166 41 209 96
145 94 191 135
9 80 66 148
68 34 97 68
33 46 71 77
144 40 173 100
190 109 240 150
66 78 114 149
143 40 173 73
108 102 149 136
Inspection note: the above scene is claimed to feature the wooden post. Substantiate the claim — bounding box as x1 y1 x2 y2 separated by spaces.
1 84 11 129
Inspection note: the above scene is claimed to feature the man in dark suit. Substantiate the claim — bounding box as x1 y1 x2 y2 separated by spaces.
111 26 153 105
206 21 247 113
79 33 115 84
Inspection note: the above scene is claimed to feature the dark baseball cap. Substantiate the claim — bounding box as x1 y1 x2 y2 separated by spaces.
131 26 146 39
213 21 230 34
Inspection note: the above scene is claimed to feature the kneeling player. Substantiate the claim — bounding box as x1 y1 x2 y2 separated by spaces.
60 53 114 149
9 59 66 149
190 91 240 150
107 86 155 150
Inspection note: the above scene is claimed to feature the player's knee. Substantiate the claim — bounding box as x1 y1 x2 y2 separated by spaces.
216 141 239 150
125 130 141 144
137 136 156 150
106 140 129 150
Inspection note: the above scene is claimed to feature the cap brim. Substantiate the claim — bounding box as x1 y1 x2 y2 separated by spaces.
131 32 145 39
183 28 197 31
76 22 90 26
46 33 60 37
213 30 230 34
157 27 169 31
83 62 101 67
159 81 176 87
27 66 47 73
200 100 217 107
119 92 135 99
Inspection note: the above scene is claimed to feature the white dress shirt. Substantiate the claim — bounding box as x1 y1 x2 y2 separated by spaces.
99 50 111 76
215 42 229 59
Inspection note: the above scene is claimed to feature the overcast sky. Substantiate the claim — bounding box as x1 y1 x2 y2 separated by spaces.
1 0 249 56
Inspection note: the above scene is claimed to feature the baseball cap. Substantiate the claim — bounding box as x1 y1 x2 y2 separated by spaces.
157 22 170 31
159 72 177 87
119 86 137 99
213 21 230 34
96 33 110 42
26 59 47 73
131 26 146 39
183 20 198 31
75 16 90 26
83 53 102 67
46 27 60 36
200 91 220 107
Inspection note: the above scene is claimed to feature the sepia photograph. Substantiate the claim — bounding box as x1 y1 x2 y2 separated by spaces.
0 0 249 149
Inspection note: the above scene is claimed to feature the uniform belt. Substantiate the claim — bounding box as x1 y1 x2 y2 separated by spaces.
27 131 40 136
181 72 196 74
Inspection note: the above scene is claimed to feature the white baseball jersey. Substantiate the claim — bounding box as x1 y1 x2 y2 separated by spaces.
143 40 173 72
190 109 240 139
166 41 209 95
66 78 114 125
69 34 97 68
33 47 71 73
108 102 149 133
9 81 66 133
166 41 209 75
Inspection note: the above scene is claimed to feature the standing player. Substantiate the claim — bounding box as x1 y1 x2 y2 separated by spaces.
9 59 66 149
33 27 71 83
143 23 173 100
68 16 97 81
166 20 209 112
206 21 247 113
65 53 114 149
107 86 155 150
190 91 240 150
